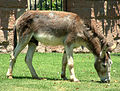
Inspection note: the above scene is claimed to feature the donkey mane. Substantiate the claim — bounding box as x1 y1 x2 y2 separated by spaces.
83 24 107 56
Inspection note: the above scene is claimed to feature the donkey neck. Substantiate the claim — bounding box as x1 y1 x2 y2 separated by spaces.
86 37 102 57
83 30 106 57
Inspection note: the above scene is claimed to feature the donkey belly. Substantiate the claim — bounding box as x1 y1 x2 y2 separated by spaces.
34 33 65 46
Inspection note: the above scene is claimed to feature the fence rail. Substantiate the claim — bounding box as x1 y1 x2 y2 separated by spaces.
29 0 63 11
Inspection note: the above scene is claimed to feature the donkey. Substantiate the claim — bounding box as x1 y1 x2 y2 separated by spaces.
6 10 116 83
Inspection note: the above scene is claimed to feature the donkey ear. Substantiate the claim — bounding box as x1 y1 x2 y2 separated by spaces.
107 42 118 52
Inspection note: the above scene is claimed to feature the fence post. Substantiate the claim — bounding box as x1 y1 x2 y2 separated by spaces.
39 0 42 10
45 0 47 10
56 0 58 10
50 0 52 10
29 0 32 10
61 0 63 11
65 0 67 11
34 0 37 10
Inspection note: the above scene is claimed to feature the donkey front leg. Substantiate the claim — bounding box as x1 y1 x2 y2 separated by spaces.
25 42 38 79
65 45 79 82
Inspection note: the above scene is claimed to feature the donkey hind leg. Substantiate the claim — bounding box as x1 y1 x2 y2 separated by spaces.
65 45 79 82
6 34 33 79
61 51 68 80
25 42 38 79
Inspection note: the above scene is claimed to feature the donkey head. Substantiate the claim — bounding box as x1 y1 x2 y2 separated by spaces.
94 42 117 83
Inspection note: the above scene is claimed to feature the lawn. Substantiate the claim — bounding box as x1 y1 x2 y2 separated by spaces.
0 53 120 91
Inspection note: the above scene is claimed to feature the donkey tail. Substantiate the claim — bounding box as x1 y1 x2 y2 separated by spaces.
13 26 17 49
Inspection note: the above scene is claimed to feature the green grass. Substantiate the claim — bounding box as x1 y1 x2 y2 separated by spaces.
0 53 120 91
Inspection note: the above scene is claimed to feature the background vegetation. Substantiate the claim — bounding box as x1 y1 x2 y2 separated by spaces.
37 0 62 10
0 53 120 91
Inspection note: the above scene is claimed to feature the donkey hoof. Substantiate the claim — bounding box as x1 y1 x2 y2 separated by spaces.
74 79 80 82
61 74 68 80
70 78 79 82
62 77 68 80
7 76 13 79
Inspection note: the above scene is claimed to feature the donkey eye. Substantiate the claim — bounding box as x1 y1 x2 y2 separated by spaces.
102 64 106 68
109 61 111 64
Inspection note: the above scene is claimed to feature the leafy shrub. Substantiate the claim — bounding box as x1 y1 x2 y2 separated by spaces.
37 0 62 10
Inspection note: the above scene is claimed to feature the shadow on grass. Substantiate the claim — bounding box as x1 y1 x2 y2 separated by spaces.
111 53 120 56
13 76 33 79
90 80 104 83
13 76 62 81
13 76 103 83
79 80 103 83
